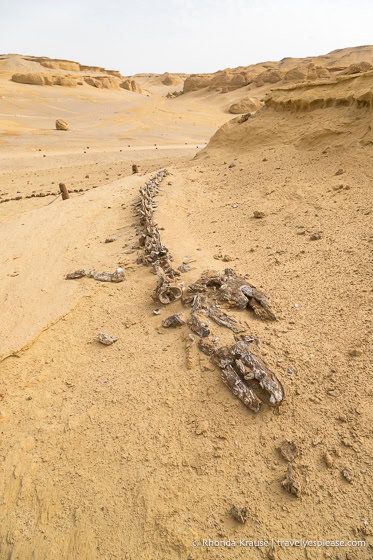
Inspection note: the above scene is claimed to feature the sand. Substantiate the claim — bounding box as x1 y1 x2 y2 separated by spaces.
0 50 372 559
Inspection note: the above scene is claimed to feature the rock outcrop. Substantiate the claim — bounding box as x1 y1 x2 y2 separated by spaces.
254 69 284 86
341 62 373 75
84 76 120 89
39 59 80 72
183 74 212 93
55 119 69 131
162 73 178 86
229 97 263 114
208 70 256 92
120 79 142 93
284 63 331 82
11 73 45 86
11 73 79 87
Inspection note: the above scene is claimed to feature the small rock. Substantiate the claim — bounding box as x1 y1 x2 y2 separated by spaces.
153 308 161 315
349 348 362 357
56 119 69 131
324 452 334 468
278 440 298 463
335 168 344 175
253 210 265 219
105 237 116 243
136 256 143 264
281 464 301 497
178 263 191 273
162 314 185 328
231 505 249 524
195 420 209 435
310 232 321 241
228 162 236 168
97 332 118 346
342 468 353 483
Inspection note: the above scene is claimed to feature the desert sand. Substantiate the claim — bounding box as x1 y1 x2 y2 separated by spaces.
0 49 372 559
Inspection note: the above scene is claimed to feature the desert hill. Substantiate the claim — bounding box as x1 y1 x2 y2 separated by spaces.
0 46 372 559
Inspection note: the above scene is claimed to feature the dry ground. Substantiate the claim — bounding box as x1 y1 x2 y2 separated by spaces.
0 67 372 560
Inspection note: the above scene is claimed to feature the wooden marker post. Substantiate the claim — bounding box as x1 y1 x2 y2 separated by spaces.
59 183 70 200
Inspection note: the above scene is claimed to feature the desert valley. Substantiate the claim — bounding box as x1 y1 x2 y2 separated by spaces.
0 46 372 559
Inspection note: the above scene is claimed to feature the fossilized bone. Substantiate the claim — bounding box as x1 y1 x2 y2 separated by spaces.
135 169 183 302
187 268 276 320
199 337 284 412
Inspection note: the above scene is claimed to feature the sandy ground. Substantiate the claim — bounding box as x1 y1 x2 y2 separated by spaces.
0 64 372 560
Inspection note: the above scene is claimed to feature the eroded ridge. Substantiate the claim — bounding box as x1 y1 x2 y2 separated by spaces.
135 169 184 304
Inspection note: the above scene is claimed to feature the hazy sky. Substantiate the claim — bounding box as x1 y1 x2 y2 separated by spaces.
1 0 373 75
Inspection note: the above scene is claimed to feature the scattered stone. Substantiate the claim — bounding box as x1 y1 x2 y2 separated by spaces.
105 237 117 243
253 210 265 218
231 505 249 524
228 162 236 168
153 308 161 315
278 440 298 463
349 348 362 357
327 388 340 397
97 332 118 345
335 168 344 176
281 464 301 497
178 263 192 273
136 256 143 264
56 119 69 131
162 314 185 328
195 420 209 435
342 468 353 483
324 451 334 468
310 232 321 241
267 548 277 560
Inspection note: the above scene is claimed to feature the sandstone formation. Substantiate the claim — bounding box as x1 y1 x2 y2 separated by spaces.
284 63 331 82
229 97 263 114
11 72 45 86
11 73 79 87
84 76 120 89
208 70 257 92
254 69 284 86
183 74 212 93
162 72 178 86
55 119 69 131
120 79 142 93
341 61 373 74
39 59 80 72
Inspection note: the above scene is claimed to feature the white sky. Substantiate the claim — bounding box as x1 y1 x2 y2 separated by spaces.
1 0 373 75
